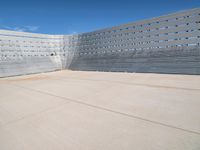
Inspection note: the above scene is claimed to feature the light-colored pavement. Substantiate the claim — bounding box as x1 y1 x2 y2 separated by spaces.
0 70 200 150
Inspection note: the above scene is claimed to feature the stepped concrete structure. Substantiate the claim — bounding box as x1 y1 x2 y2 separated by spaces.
0 8 200 77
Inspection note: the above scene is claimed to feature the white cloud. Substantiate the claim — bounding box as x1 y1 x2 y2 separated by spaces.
2 25 39 32
24 25 39 31
67 31 77 35
71 31 77 34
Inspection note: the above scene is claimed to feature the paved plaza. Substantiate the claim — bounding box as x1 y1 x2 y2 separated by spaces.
0 70 200 150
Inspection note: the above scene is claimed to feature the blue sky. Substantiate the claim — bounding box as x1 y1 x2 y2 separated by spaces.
0 0 199 34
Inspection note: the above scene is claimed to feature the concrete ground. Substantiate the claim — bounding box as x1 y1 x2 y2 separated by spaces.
0 70 200 150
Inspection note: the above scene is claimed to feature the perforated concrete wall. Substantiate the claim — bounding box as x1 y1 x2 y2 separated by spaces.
68 8 200 74
0 30 66 77
0 8 200 77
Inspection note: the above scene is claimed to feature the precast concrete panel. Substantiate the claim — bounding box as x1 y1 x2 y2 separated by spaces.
0 30 63 77
68 8 200 74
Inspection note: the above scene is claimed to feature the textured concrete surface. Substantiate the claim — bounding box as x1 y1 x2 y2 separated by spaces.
69 48 200 74
0 30 64 77
0 70 200 150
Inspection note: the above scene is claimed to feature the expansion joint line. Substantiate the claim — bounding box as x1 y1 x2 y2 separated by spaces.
9 82 200 136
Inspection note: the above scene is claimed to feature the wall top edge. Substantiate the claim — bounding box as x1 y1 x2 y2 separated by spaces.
0 29 64 39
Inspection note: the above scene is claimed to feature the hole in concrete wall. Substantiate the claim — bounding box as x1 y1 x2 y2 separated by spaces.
51 52 56 56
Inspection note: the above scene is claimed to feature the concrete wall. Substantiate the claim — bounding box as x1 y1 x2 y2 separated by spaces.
0 30 65 77
0 8 200 77
68 8 200 74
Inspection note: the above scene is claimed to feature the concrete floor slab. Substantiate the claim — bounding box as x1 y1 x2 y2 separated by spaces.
0 70 200 150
